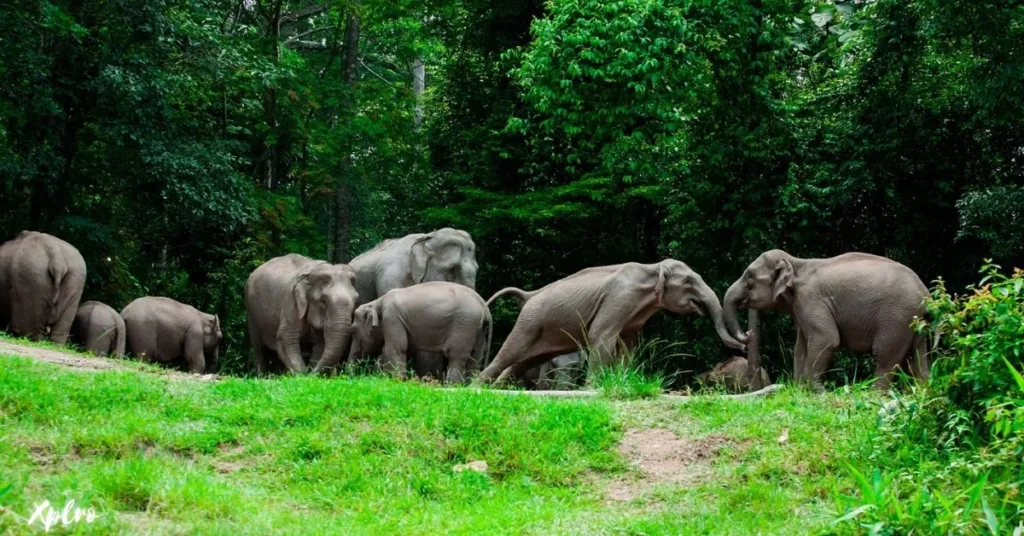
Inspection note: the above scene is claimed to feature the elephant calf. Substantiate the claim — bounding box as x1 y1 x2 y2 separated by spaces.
0 231 86 344
122 297 221 374
696 356 770 393
71 301 126 357
349 282 492 383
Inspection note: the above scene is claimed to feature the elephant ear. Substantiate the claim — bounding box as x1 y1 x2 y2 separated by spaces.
292 274 311 321
410 234 433 284
771 258 795 304
653 263 666 307
363 305 379 327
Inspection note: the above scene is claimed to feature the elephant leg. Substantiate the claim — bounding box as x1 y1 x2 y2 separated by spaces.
793 326 808 381
252 344 270 375
184 331 207 374
50 274 85 345
478 323 540 382
414 351 445 380
587 329 624 367
275 338 308 374
802 322 840 390
446 351 472 384
248 316 269 375
908 335 930 381
872 329 915 391
381 324 409 379
9 288 47 340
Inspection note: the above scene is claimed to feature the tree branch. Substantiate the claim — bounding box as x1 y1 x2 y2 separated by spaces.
280 4 330 25
284 40 329 51
284 26 333 46
359 58 394 86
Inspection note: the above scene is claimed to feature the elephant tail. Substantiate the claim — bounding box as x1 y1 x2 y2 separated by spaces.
46 254 69 326
114 319 127 358
485 287 536 308
476 310 494 369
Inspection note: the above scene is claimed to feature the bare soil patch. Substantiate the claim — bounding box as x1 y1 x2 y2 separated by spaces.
0 340 217 382
608 428 730 502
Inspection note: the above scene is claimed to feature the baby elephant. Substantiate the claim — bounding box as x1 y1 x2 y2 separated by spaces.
349 282 492 382
122 297 222 374
696 356 770 393
71 301 126 357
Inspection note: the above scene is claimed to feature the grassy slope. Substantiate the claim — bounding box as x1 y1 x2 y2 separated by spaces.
0 351 883 535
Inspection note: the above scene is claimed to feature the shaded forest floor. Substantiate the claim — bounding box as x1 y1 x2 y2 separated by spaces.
0 340 883 535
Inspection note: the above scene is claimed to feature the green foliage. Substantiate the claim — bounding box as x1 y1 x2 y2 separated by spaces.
833 265 1024 534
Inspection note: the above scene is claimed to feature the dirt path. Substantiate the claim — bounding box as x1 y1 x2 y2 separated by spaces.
0 340 217 381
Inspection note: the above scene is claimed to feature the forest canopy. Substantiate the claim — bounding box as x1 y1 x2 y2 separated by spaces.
1 0 1022 376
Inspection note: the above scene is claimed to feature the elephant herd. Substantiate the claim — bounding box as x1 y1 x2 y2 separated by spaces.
0 228 935 390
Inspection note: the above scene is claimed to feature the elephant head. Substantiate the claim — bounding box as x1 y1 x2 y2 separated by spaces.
291 263 359 373
411 228 478 289
723 249 796 344
200 312 222 374
349 300 384 360
660 260 746 351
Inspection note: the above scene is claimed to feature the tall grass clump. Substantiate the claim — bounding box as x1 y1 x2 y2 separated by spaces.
586 338 677 400
833 264 1024 534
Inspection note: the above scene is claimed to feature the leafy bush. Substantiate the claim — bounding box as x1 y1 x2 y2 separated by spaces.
833 264 1024 534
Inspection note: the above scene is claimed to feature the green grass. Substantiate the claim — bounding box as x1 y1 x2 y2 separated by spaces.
0 346 897 535
589 363 666 400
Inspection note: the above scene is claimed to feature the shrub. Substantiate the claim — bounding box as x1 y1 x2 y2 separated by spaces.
833 264 1024 534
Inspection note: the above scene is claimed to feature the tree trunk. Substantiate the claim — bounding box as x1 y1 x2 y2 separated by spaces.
261 0 284 191
332 6 360 264
412 56 425 128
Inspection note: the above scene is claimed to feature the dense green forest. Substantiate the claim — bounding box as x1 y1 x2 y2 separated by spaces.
2 0 1022 377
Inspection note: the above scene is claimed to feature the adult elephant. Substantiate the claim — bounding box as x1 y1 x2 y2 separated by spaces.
487 287 587 390
0 231 86 344
479 260 745 383
722 250 932 389
246 254 359 375
72 301 126 357
348 282 492 383
349 228 478 303
122 297 221 374
349 228 479 375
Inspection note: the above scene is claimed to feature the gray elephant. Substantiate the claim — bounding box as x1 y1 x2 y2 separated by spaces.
696 356 770 393
348 282 492 383
527 351 587 390
246 254 359 374
349 228 479 375
0 231 86 344
121 297 221 374
480 260 746 383
71 301 126 357
722 250 932 390
349 228 478 303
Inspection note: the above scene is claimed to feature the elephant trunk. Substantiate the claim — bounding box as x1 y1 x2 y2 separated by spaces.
723 278 749 345
315 316 352 374
698 283 746 352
